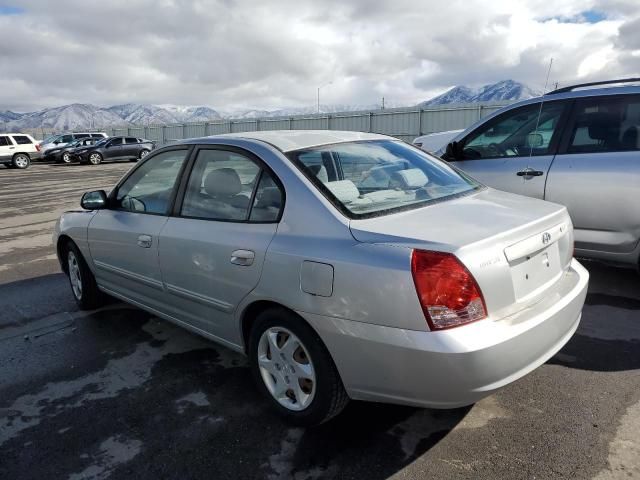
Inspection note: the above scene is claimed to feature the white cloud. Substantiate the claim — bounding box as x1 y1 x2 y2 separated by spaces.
0 0 639 111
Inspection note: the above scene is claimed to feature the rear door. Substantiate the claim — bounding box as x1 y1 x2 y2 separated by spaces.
123 137 140 158
87 148 190 308
158 146 284 342
0 135 14 162
545 94 640 255
449 100 570 199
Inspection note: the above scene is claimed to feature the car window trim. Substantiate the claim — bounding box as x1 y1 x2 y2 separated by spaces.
556 93 639 155
455 99 570 161
172 144 286 224
108 145 194 217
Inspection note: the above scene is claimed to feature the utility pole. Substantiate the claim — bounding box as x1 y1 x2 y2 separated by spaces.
381 97 385 110
317 81 333 114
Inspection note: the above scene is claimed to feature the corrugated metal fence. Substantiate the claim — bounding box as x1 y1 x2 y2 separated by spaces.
24 101 511 143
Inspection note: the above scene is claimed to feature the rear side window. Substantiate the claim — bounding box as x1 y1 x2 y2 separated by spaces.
567 96 640 153
0 136 10 146
11 135 33 145
125 137 138 144
180 149 283 222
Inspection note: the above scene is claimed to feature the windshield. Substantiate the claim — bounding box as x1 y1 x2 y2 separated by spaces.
93 138 109 147
68 139 82 147
289 140 481 218
42 135 59 144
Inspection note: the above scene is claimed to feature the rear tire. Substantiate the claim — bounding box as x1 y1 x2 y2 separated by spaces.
248 308 349 426
12 154 30 169
65 241 103 310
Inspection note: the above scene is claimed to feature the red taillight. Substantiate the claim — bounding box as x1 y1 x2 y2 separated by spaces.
35 144 41 152
411 250 487 330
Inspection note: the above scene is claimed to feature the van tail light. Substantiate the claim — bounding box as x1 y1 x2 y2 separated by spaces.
411 250 487 330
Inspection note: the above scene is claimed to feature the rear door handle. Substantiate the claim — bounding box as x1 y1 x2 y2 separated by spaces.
516 168 544 177
137 234 152 248
231 249 255 266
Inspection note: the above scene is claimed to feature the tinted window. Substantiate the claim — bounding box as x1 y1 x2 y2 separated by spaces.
115 149 188 214
125 137 139 144
462 102 565 159
110 138 123 146
291 140 480 218
0 136 10 146
11 135 33 145
60 135 73 143
181 149 261 221
91 133 104 138
250 171 283 222
567 96 640 153
75 133 90 139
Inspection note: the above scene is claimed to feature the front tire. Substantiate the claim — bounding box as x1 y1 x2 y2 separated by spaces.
12 154 30 169
139 149 150 160
249 308 348 426
88 152 103 165
65 241 103 310
62 152 72 163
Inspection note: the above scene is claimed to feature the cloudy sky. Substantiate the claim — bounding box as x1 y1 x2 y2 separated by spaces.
1 0 639 112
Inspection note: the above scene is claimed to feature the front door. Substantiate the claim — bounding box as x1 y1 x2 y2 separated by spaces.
158 147 284 343
449 100 569 199
87 148 190 308
104 137 124 160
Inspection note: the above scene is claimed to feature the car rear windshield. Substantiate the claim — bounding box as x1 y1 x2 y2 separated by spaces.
289 140 481 218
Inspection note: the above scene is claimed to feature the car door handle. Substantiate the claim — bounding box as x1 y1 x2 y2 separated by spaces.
8 146 15 149
230 249 255 266
516 168 544 177
137 234 152 248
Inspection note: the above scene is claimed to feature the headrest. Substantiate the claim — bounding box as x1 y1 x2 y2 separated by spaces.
393 168 428 188
324 180 360 203
308 164 329 182
585 112 620 141
204 168 242 197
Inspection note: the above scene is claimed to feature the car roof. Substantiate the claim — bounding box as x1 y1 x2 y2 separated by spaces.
181 130 393 153
502 84 640 110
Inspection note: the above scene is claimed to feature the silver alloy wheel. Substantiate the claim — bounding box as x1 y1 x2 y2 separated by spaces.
257 327 316 411
67 250 82 300
62 152 71 163
89 153 101 165
140 150 149 159
14 154 29 168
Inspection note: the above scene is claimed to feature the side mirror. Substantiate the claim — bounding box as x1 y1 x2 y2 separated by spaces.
54 141 60 145
526 133 544 148
444 141 462 161
81 190 108 210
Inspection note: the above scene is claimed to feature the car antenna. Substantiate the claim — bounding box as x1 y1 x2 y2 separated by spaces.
528 57 554 161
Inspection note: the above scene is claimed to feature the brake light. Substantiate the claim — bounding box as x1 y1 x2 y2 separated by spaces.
411 250 487 330
36 144 41 152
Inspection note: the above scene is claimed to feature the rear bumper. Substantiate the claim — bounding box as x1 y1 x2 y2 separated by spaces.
303 259 589 408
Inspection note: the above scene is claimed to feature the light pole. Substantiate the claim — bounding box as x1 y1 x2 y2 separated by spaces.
317 81 332 114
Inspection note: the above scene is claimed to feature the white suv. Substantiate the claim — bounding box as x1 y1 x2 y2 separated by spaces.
40 132 107 155
0 133 41 169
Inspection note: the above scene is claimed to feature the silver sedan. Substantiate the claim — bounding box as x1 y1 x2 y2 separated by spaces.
53 130 589 425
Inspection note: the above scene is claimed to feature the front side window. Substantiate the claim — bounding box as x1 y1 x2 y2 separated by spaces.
181 149 271 221
114 149 188 214
60 135 73 143
567 96 640 153
12 135 33 145
110 137 123 146
461 102 565 159
290 140 480 218
75 133 90 139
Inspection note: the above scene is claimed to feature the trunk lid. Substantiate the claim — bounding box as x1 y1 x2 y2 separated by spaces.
349 188 574 320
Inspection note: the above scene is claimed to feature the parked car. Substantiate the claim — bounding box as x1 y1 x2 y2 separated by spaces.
42 137 101 164
40 132 107 155
73 136 154 165
413 129 463 153
0 133 42 169
429 78 640 269
54 130 588 425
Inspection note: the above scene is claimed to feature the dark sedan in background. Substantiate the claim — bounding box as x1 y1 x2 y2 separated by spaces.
73 136 155 165
43 137 102 164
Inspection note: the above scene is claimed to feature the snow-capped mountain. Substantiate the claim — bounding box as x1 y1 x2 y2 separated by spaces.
1 103 223 131
421 80 539 106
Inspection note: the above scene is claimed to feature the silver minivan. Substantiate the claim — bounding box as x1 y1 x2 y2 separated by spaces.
436 79 640 269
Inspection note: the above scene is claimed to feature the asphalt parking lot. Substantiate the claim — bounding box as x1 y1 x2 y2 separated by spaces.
1 162 639 480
